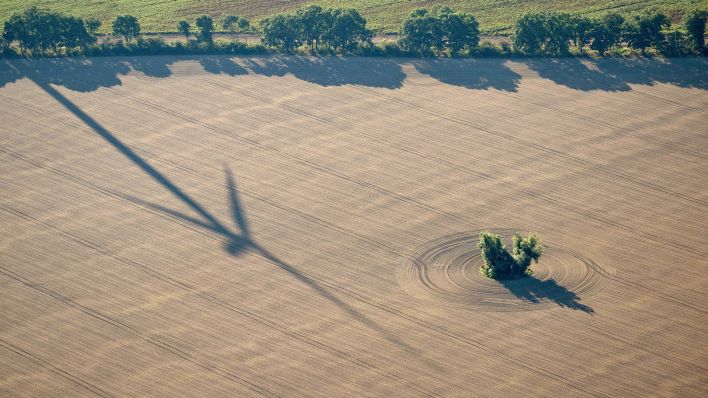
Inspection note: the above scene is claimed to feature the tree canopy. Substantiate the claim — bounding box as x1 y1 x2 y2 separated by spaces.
478 231 543 279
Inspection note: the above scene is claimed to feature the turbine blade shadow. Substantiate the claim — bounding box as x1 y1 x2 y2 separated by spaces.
225 165 250 238
34 76 431 364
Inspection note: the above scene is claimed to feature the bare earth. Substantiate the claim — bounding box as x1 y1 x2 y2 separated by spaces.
0 55 706 397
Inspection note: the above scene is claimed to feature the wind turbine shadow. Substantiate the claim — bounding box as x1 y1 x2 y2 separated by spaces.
31 75 428 361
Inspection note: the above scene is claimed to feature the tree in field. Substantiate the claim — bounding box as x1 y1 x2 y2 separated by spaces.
222 15 249 40
589 13 624 54
622 13 670 53
195 15 214 44
178 20 191 40
296 5 330 49
513 12 574 56
112 15 140 41
398 8 445 54
684 10 707 52
478 231 542 279
323 8 372 50
261 14 302 50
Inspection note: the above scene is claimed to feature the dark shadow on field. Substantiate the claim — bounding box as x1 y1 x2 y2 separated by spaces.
524 57 708 91
241 56 405 88
3 55 706 94
23 69 428 363
498 276 594 314
412 58 521 91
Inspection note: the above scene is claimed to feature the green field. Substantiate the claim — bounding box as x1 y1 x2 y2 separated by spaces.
1 0 707 34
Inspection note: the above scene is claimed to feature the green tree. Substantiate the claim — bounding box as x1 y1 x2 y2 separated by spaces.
222 15 249 40
571 15 594 54
112 15 140 41
589 13 624 54
60 16 93 49
2 7 92 54
511 232 543 272
398 8 444 54
513 12 574 56
323 8 372 50
433 6 479 55
622 13 670 52
261 14 302 50
684 10 707 51
478 231 542 279
178 20 191 40
195 15 214 44
296 5 330 49
85 18 101 37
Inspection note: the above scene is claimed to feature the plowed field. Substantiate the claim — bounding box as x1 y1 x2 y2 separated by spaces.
1 56 706 397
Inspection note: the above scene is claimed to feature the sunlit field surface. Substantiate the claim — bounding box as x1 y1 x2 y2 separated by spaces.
0 56 706 396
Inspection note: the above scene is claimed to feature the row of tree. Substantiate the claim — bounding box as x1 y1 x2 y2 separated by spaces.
2 6 707 56
512 11 706 56
260 6 372 51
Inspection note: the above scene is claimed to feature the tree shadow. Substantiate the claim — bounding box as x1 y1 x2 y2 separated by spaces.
199 56 249 76
241 56 406 89
524 57 708 92
498 276 594 314
27 73 428 361
412 58 521 91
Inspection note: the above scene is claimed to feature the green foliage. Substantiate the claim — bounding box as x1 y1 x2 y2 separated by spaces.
195 15 214 43
261 14 302 50
112 15 140 41
684 9 707 51
323 8 372 50
513 12 575 56
2 7 93 54
570 15 595 54
622 13 671 52
85 18 101 36
0 0 703 35
296 5 330 48
478 231 542 279
178 20 190 40
589 13 625 54
260 6 372 52
398 7 479 55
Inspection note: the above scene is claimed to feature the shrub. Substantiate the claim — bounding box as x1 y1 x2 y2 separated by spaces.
478 231 542 279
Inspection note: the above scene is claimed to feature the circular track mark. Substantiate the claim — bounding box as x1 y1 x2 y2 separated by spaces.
398 229 609 312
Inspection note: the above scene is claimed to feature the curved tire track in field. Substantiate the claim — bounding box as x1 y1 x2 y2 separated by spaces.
4 86 707 300
399 230 607 311
4 85 707 302
0 153 442 398
353 86 707 208
4 146 707 396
